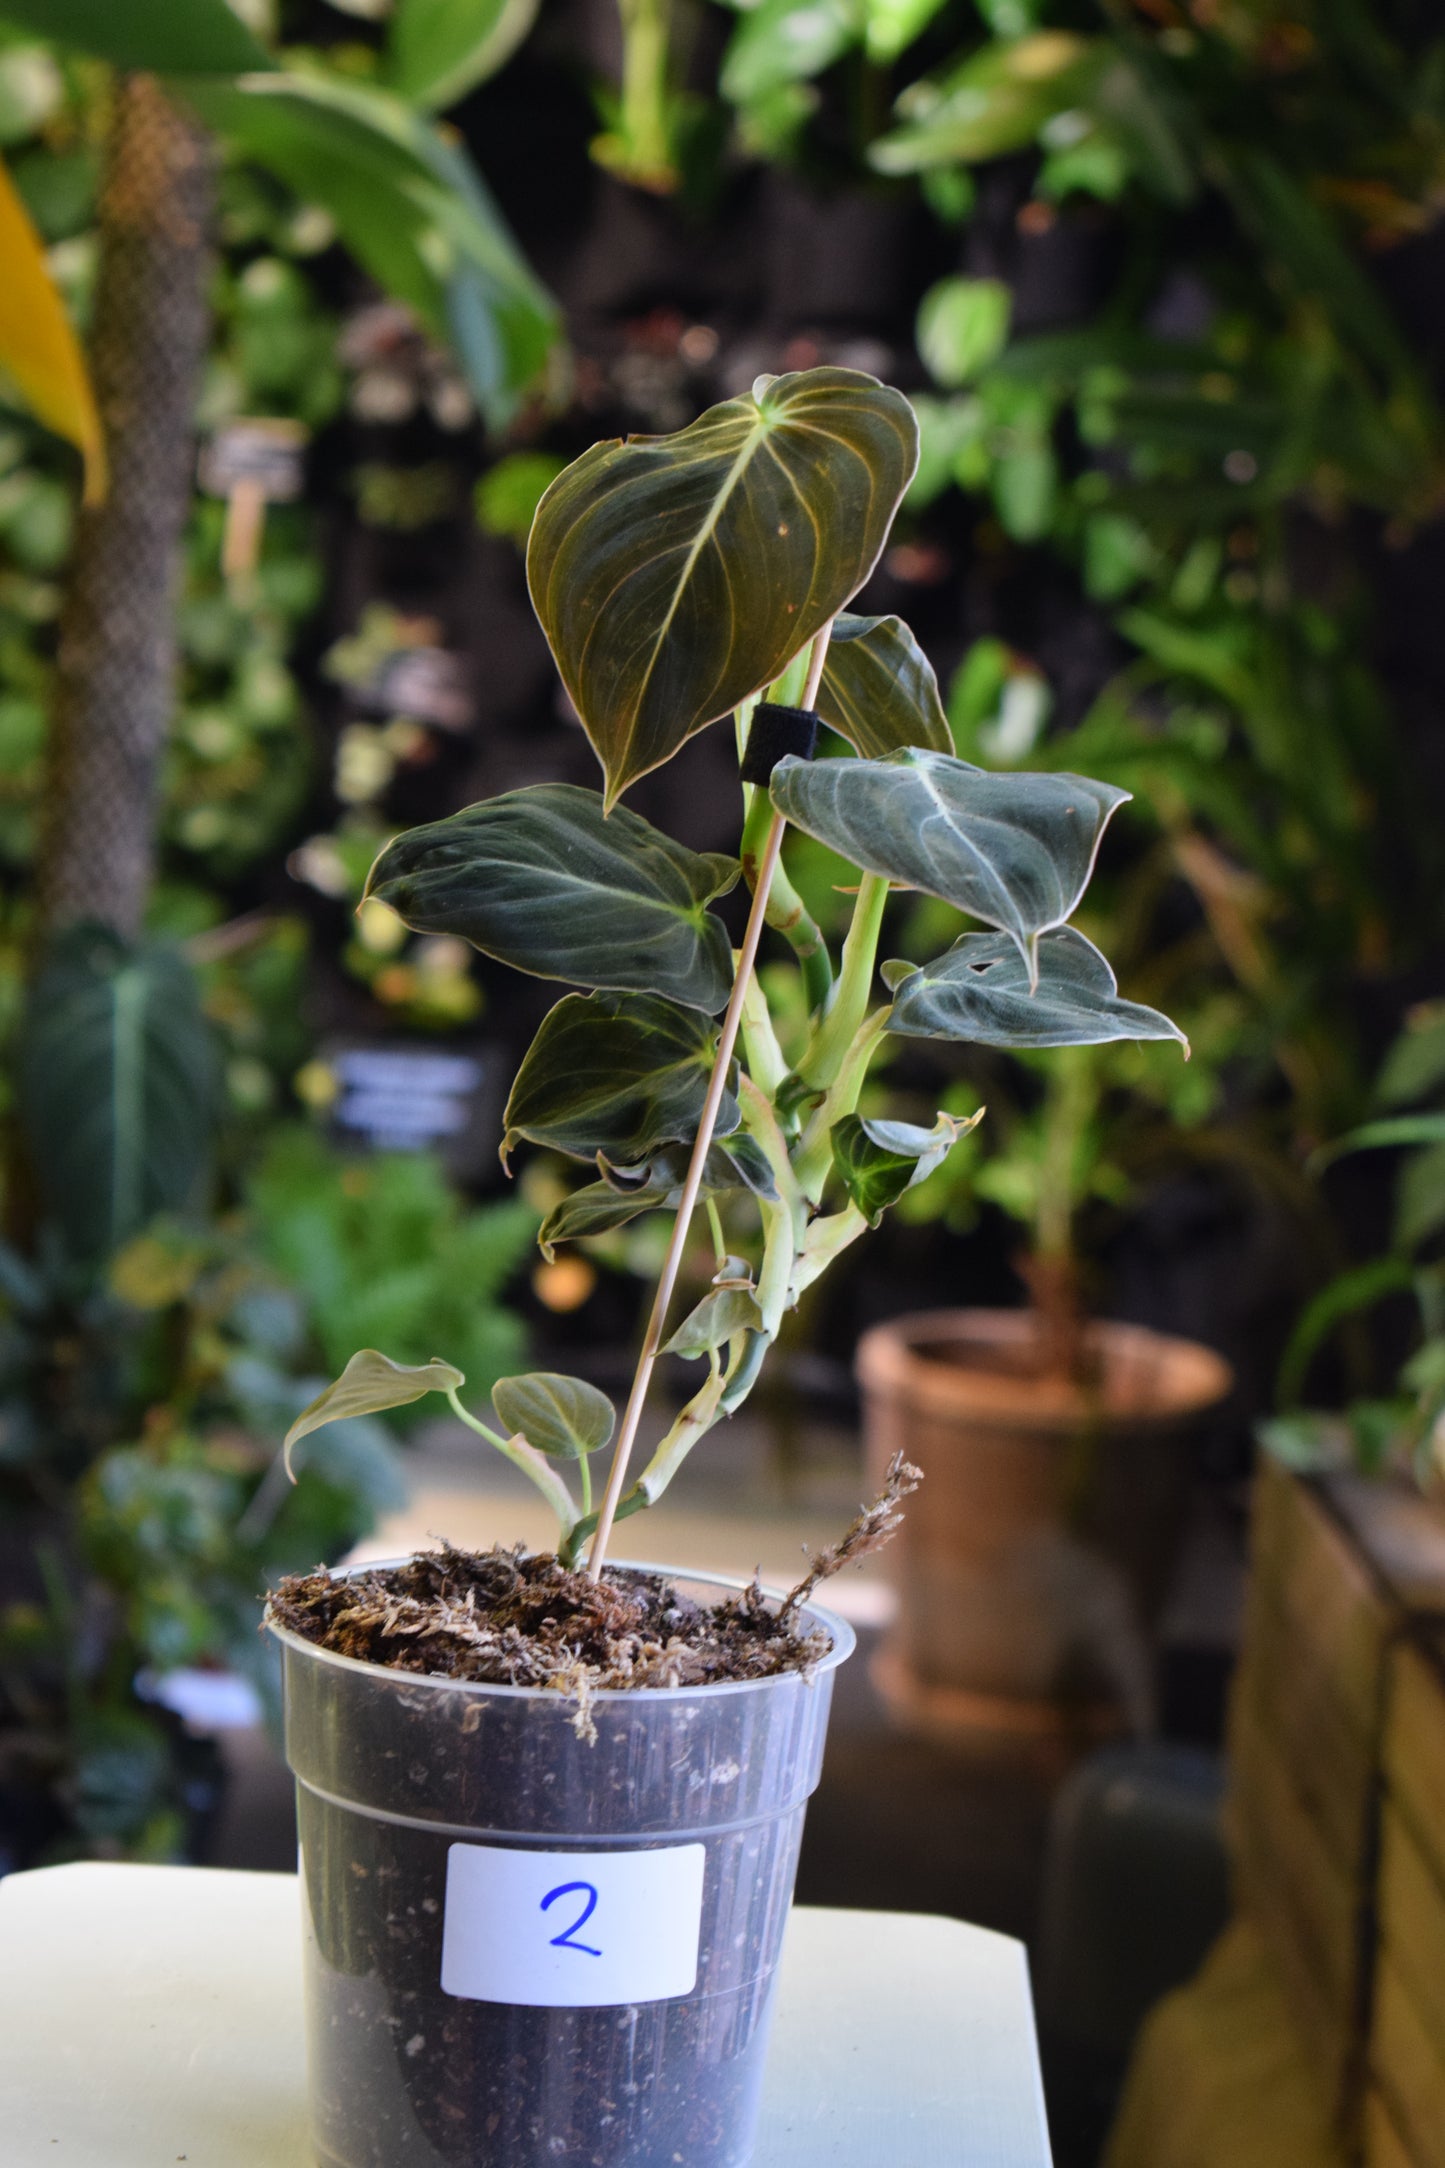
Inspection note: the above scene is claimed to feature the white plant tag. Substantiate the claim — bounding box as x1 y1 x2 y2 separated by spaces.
440 1841 707 2009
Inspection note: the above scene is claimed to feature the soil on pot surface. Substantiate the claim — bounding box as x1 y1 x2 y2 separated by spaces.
269 1543 831 1701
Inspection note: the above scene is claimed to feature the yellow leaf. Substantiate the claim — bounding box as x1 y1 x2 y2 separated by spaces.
0 152 105 503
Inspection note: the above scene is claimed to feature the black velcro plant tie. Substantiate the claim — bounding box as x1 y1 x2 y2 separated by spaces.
740 703 821 787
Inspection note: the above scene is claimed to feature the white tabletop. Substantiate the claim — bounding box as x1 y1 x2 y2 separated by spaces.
0 1863 1053 2167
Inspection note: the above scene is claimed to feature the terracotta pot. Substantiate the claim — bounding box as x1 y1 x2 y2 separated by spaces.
857 1309 1233 1744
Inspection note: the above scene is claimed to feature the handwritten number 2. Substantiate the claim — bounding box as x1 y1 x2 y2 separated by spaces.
541 1880 602 1957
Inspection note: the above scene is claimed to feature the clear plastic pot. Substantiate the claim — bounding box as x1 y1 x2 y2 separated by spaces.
269 1564 854 2168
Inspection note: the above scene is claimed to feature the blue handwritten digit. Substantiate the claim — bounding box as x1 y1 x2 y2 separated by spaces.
541 1881 602 1957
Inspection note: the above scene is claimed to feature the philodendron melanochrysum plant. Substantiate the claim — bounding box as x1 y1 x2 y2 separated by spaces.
285 367 1186 1573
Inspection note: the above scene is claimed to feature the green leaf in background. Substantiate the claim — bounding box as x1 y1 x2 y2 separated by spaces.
883 926 1188 1049
1309 1114 1445 1174
1273 1258 1419 1412
1218 149 1416 388
246 1126 534 1404
863 0 952 64
772 748 1129 981
1076 50 1195 208
1376 1004 1445 1108
816 612 952 757
389 0 540 110
720 0 861 106
830 1107 983 1224
421 118 561 426
527 367 918 806
663 1285 764 1358
537 1136 778 1258
502 991 739 1166
1397 1141 1445 1254
364 783 739 1013
869 32 1095 174
491 1370 614 1459
184 74 559 431
916 277 1012 389
0 0 273 74
475 449 568 541
19 930 219 1266
284 1349 465 1471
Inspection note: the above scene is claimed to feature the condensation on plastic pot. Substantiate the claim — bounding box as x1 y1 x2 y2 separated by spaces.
267 1562 855 2168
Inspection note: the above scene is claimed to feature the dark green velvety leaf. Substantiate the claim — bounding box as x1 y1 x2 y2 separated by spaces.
2 0 273 72
284 1349 464 1470
389 0 539 109
184 75 559 431
830 1107 983 1225
365 783 738 1013
19 929 219 1266
527 367 918 808
772 747 1128 980
884 927 1188 1050
537 1136 777 1258
502 992 739 1167
491 1370 614 1459
663 1286 765 1358
816 612 952 756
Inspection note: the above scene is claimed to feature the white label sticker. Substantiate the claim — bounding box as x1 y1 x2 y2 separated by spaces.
440 1841 707 2008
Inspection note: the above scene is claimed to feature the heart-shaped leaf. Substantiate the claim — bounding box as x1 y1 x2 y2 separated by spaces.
663 1286 765 1359
502 991 739 1167
491 1370 615 1460
365 784 739 1013
884 927 1188 1049
815 612 952 757
527 368 918 807
538 1137 778 1258
284 1350 464 1472
772 747 1128 982
831 1108 984 1224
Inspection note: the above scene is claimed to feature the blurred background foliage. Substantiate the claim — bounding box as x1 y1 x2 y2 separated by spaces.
0 0 1441 1858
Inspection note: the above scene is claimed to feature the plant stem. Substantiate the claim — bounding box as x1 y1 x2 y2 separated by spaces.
793 1004 892 1202
705 1195 727 1269
587 621 835 1578
580 1453 592 1518
798 871 890 1089
615 0 676 191
737 652 834 1011
739 970 788 1099
446 1387 579 1537
741 790 834 1012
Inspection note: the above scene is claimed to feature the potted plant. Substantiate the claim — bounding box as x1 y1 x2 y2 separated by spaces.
267 364 1184 2168
855 1039 1234 1745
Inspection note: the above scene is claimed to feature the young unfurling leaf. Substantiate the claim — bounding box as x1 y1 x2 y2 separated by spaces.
830 1108 984 1224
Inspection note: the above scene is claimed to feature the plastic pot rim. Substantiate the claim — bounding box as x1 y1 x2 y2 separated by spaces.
265 1555 857 1704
